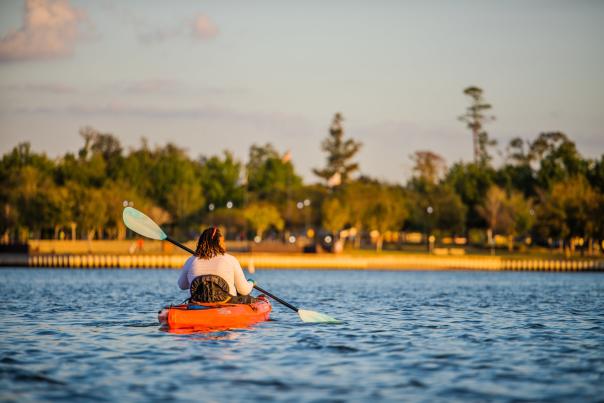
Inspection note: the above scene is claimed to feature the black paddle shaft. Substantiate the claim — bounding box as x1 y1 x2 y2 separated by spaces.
252 285 299 312
165 236 300 313
166 237 194 254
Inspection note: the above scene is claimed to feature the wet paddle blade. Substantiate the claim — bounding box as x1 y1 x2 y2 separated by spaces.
298 309 340 323
122 207 167 240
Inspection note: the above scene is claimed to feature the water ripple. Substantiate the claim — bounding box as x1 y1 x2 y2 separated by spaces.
1 268 603 402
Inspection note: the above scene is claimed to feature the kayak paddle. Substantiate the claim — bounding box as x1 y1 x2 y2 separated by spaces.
122 206 339 324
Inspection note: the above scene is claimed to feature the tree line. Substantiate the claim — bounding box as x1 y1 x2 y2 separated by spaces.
1 87 603 255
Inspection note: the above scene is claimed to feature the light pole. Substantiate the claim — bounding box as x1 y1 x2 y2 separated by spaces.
208 202 215 226
304 199 311 235
426 205 434 253
297 199 312 237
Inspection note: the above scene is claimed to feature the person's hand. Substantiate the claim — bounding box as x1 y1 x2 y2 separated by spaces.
247 278 256 287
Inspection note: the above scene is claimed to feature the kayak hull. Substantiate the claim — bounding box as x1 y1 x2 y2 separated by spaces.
158 296 271 330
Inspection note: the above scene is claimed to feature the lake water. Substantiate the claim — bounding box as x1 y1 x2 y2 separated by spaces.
1 268 603 402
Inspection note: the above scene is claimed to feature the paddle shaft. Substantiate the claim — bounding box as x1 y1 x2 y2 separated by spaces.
165 236 300 313
166 237 194 254
251 285 299 312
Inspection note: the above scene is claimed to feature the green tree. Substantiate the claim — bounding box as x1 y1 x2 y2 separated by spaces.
341 180 376 248
504 191 535 249
406 184 466 237
406 151 465 235
246 144 302 203
200 151 244 209
586 155 604 194
68 183 108 240
78 126 124 180
444 162 495 228
529 132 585 190
477 185 536 252
476 185 506 253
211 208 246 235
363 185 407 252
535 176 600 254
41 184 72 239
431 186 467 235
101 180 159 240
497 137 537 196
459 86 496 165
321 196 349 236
56 151 107 188
12 165 58 239
149 144 204 225
0 143 64 240
410 150 446 188
117 138 156 199
313 113 362 186
243 202 284 240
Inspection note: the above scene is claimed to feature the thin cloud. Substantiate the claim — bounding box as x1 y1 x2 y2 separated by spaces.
138 26 184 45
137 14 219 44
107 79 247 96
11 102 309 130
0 0 87 62
0 82 77 93
121 79 182 94
192 15 218 40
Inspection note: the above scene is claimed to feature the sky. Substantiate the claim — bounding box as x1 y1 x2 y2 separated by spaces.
0 0 602 183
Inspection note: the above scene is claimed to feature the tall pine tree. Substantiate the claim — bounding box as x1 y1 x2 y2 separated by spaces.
313 113 362 186
459 86 496 165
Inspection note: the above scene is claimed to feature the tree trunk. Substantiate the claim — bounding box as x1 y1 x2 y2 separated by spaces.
487 228 494 255
588 238 594 256
117 223 126 240
375 235 383 252
354 222 362 249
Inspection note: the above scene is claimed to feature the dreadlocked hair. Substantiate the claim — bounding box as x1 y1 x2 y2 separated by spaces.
195 227 226 259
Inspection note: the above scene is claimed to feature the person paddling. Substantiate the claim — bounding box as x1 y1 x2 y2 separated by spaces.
178 227 257 304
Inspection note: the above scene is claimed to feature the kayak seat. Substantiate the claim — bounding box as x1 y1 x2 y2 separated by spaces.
189 275 232 303
189 274 260 305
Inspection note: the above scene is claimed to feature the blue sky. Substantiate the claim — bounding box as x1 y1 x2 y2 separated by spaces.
0 0 602 182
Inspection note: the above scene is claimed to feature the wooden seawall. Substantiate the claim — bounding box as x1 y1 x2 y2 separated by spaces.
2 253 602 272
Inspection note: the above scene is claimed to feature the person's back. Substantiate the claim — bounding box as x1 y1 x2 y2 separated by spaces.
178 227 255 303
179 254 251 297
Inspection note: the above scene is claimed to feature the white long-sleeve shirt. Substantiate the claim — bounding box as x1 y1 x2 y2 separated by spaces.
177 254 253 296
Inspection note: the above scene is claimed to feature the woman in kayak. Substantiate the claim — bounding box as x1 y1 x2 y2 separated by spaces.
178 227 257 304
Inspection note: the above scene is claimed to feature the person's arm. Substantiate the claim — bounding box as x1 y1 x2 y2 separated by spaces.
178 256 194 290
232 256 253 295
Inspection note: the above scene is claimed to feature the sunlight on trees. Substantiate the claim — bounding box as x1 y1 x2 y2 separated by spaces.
1 88 603 256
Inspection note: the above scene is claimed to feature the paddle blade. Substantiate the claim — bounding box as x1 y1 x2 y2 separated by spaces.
122 207 167 240
298 309 340 324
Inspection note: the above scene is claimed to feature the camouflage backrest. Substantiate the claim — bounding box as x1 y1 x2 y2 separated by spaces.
190 275 231 303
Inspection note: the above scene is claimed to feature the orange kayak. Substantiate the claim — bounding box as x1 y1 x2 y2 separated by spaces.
158 296 271 330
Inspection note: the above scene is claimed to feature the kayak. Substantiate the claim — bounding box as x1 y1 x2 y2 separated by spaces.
158 296 271 330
